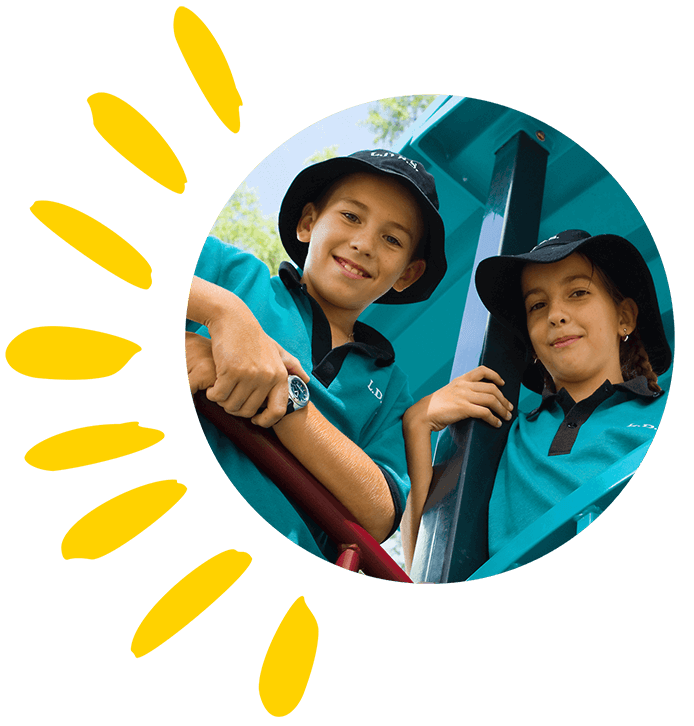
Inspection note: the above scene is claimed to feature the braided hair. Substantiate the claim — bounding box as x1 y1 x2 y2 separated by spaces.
620 328 661 393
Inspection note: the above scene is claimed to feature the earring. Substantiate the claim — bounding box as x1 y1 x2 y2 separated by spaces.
621 328 629 343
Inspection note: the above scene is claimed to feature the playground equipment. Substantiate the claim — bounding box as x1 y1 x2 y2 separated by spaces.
197 97 674 583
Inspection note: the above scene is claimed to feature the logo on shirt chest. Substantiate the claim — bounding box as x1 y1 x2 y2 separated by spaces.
368 379 383 400
627 423 657 430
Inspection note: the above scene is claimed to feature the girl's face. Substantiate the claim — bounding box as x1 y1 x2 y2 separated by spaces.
521 253 638 399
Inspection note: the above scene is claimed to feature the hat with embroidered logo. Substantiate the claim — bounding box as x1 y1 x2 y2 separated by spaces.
278 149 447 304
474 229 672 389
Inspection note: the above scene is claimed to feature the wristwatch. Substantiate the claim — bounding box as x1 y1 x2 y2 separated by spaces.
286 374 310 414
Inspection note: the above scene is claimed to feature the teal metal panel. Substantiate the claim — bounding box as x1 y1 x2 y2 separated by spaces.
360 96 674 407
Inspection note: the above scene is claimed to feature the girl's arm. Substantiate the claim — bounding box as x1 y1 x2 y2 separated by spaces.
401 367 514 572
401 403 438 573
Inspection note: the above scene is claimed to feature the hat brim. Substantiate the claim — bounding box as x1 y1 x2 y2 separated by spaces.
278 156 446 305
475 233 672 393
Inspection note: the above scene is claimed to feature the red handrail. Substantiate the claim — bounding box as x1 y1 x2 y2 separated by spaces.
194 392 412 583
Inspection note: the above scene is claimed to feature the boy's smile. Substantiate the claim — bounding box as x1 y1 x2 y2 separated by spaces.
521 253 638 399
333 255 372 279
296 172 426 321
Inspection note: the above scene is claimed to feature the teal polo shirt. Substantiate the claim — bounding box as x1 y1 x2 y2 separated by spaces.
186 236 414 560
488 376 668 556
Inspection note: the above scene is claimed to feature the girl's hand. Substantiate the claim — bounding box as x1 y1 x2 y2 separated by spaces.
407 366 513 433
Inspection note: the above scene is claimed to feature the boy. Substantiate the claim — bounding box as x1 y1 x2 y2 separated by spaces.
186 150 446 560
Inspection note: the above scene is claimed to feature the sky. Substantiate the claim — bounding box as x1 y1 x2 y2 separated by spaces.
238 99 420 217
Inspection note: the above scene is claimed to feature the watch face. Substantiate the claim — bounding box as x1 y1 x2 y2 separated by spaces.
289 375 309 406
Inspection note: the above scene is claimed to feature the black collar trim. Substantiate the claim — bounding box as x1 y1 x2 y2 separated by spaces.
526 376 661 456
278 261 395 385
529 376 659 420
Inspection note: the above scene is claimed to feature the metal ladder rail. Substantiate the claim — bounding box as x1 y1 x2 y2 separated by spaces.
411 130 549 583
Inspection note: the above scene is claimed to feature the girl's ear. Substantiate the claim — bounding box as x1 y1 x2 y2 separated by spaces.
296 202 317 243
619 297 639 335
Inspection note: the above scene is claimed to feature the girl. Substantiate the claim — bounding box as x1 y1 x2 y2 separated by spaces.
402 229 672 572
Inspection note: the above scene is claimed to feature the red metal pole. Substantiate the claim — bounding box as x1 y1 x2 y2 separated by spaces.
194 392 412 583
336 545 362 572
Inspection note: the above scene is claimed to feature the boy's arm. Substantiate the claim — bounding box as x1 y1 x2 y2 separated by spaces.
188 278 395 538
187 276 308 427
273 404 396 543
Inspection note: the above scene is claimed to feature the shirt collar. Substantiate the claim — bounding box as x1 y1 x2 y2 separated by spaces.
278 260 304 290
539 376 658 402
614 376 662 398
280 260 306 290
529 376 660 420
278 261 395 367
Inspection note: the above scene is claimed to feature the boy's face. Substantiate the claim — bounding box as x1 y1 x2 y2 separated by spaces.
521 253 638 395
295 172 426 317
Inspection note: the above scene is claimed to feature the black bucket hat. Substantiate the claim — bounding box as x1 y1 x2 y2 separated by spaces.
475 229 672 391
278 149 446 304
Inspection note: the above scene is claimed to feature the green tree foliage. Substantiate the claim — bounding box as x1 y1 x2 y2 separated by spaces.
304 144 340 166
210 182 288 276
360 95 437 146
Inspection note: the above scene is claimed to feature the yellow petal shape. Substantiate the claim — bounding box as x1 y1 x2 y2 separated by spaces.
62 480 187 560
131 549 252 657
87 92 187 193
25 422 164 471
30 201 152 289
6 326 141 379
174 7 243 133
259 597 319 717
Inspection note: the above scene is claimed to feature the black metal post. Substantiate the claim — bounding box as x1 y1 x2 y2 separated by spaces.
411 131 548 583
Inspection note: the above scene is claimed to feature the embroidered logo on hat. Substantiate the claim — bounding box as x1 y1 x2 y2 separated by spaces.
531 229 591 252
369 150 420 171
